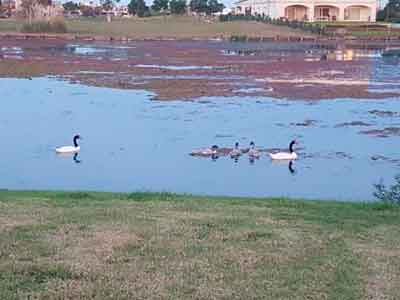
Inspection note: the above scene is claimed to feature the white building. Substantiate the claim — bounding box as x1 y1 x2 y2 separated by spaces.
234 0 377 22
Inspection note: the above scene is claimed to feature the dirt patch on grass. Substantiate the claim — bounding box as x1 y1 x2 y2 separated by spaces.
354 243 400 300
0 216 38 231
50 225 144 273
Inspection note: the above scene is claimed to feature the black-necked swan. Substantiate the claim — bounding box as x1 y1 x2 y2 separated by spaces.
230 142 242 158
269 140 298 160
248 141 261 159
190 145 219 156
56 134 81 154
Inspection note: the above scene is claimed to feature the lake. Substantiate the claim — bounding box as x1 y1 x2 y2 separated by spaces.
1 75 399 201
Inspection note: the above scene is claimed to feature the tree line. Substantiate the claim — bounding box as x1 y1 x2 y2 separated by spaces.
377 0 400 22
62 0 224 17
125 0 225 17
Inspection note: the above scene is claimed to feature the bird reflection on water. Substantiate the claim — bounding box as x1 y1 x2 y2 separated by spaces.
288 161 296 174
56 152 82 164
73 153 81 164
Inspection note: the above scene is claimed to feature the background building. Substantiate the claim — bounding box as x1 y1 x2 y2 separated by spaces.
234 0 378 22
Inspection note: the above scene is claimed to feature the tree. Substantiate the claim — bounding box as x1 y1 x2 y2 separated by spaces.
21 0 52 23
151 0 168 12
189 0 207 14
207 0 223 14
63 1 79 12
382 0 400 21
189 0 223 15
101 0 120 11
128 0 149 17
170 0 186 14
128 0 137 14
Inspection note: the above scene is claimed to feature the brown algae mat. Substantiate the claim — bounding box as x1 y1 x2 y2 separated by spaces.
1 39 400 101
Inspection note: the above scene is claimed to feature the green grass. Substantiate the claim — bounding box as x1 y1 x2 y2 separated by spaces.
0 16 308 38
349 30 400 37
0 190 399 299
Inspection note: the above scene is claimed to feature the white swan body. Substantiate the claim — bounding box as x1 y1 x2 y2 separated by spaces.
190 145 218 156
56 135 81 154
230 142 242 158
269 140 298 160
248 142 261 158
56 146 80 154
269 152 297 160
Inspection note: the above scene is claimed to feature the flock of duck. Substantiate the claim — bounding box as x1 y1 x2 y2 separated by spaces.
189 140 298 161
55 135 298 164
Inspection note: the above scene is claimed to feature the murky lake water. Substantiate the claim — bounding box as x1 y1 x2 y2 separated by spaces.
1 75 399 201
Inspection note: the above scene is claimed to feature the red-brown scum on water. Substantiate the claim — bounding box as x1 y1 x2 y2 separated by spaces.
1 38 400 101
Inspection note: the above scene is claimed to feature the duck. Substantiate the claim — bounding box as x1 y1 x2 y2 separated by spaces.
56 134 81 154
229 142 242 159
190 145 219 156
248 141 261 159
269 140 298 160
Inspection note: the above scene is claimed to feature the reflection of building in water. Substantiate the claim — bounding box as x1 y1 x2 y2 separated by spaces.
327 49 355 61
234 0 377 22
324 49 382 61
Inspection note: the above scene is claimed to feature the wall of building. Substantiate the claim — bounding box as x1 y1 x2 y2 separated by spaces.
234 0 377 22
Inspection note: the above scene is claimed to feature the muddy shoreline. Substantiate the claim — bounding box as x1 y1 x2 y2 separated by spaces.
1 38 400 101
2 32 400 43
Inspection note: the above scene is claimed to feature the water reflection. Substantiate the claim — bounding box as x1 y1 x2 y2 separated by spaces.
271 160 297 175
73 153 82 164
288 161 296 175
56 152 82 164
211 153 219 161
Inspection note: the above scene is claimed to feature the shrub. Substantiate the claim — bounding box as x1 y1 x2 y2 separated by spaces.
229 34 247 42
374 174 400 204
21 17 67 33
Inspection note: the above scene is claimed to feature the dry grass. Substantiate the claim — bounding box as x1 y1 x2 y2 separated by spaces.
0 16 308 38
0 190 399 299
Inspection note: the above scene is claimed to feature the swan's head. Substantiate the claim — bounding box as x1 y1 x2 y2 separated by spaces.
211 145 219 151
73 134 81 147
289 140 298 153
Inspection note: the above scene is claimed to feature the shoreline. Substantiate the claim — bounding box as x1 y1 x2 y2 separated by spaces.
0 189 375 204
2 31 400 43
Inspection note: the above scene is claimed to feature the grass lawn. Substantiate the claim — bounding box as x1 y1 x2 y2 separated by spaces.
0 16 308 38
0 190 399 299
317 21 400 37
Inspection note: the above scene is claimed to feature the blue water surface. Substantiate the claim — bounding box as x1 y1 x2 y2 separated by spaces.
0 77 399 201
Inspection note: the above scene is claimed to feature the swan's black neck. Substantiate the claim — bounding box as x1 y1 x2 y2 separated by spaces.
289 141 295 153
73 136 79 147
